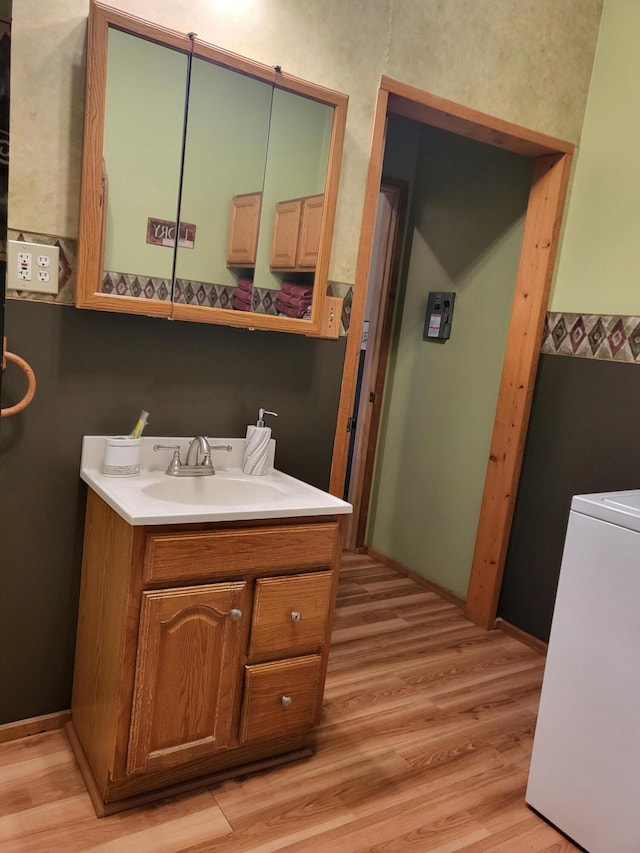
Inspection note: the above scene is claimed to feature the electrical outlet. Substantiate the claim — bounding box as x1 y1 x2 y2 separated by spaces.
7 240 60 295
17 252 31 280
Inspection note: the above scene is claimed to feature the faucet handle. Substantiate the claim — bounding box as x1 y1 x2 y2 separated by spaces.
153 444 183 475
209 444 233 452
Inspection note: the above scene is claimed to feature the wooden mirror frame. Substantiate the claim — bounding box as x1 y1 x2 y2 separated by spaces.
76 2 348 336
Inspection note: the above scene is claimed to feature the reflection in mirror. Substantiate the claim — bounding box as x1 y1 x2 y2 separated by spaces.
101 28 187 302
252 88 333 320
76 2 348 336
174 57 273 311
174 78 333 320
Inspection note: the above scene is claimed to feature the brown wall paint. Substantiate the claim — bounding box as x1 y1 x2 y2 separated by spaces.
0 299 345 723
499 352 640 641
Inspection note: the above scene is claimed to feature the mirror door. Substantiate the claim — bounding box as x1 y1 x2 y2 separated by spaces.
101 27 188 311
76 2 348 337
173 56 273 313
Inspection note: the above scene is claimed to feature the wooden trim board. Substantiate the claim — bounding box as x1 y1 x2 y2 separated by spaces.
464 153 572 628
0 710 71 745
330 77 573 633
329 86 389 497
495 618 548 656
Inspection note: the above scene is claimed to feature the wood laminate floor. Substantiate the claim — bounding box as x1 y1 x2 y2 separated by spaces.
0 553 578 852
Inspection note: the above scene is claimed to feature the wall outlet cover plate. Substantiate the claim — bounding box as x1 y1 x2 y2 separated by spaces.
7 240 60 295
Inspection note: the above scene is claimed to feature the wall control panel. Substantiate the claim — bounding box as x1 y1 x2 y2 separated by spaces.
7 240 60 295
423 291 455 341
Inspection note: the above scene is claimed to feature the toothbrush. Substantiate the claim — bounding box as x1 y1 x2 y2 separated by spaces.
129 410 149 439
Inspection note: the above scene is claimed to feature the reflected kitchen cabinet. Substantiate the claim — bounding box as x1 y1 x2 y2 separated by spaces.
226 193 262 268
270 195 324 271
76 2 348 337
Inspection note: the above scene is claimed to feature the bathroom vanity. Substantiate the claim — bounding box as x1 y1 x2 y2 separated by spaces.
68 437 351 816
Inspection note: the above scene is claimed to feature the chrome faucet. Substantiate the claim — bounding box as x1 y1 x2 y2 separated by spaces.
153 438 232 476
185 435 213 467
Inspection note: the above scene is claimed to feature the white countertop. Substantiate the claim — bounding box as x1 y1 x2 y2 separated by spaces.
80 436 352 526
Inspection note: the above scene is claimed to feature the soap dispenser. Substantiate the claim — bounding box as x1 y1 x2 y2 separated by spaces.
242 408 277 476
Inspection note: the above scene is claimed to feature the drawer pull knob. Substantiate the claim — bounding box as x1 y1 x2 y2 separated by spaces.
290 611 302 622
281 695 293 708
229 608 243 621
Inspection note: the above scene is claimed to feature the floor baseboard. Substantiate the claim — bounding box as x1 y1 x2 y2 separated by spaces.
0 710 72 744
495 618 547 655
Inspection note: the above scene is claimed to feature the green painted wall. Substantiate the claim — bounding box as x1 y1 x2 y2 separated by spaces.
550 0 640 314
367 120 533 598
175 59 272 288
102 29 186 280
102 38 332 292
254 89 333 291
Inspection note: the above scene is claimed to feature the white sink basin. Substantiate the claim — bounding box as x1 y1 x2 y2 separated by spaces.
142 475 287 506
80 436 352 525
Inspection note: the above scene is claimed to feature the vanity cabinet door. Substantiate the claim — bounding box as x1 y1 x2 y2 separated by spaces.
127 582 248 775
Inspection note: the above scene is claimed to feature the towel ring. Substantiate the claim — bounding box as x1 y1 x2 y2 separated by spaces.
1 350 37 417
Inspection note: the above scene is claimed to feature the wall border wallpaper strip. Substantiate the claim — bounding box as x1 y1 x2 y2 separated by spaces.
543 312 640 364
5 229 354 335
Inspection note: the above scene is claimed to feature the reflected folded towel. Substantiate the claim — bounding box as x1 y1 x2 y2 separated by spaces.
236 278 253 293
275 298 311 319
232 288 253 311
281 281 313 299
232 296 252 311
233 288 252 303
275 290 312 310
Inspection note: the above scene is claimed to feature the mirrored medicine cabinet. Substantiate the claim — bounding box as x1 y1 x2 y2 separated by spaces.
75 2 348 336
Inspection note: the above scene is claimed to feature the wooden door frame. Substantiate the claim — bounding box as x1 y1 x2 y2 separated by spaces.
329 76 573 630
346 179 407 551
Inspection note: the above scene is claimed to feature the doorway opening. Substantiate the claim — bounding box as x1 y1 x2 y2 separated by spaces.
330 77 573 630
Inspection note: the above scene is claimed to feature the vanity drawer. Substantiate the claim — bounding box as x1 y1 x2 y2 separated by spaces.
248 571 333 659
144 522 339 584
240 655 322 742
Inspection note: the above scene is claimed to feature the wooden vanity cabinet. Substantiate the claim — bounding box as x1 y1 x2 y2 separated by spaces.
68 489 343 816
270 194 324 271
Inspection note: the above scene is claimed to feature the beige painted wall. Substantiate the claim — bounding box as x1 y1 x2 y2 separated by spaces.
9 0 602 287
367 121 533 598
549 0 640 314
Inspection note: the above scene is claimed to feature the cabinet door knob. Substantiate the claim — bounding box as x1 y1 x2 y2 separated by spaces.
281 695 293 708
290 611 302 622
229 608 243 621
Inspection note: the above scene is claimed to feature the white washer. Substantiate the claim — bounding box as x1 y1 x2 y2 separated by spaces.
526 490 640 852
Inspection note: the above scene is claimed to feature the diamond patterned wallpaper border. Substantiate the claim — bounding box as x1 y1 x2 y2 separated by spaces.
542 312 640 364
6 231 640 354
6 229 355 336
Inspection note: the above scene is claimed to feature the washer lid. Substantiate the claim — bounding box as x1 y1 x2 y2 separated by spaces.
572 489 640 532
